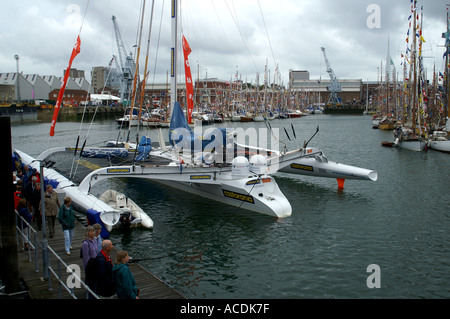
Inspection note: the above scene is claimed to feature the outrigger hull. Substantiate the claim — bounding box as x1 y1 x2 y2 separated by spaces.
278 152 378 181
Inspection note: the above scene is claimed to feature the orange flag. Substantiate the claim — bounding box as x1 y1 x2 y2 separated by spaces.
50 35 81 136
182 35 194 124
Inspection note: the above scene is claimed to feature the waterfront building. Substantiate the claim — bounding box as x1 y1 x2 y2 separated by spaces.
289 69 363 105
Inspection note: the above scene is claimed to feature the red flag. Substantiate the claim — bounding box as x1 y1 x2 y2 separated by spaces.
182 35 194 124
50 35 81 136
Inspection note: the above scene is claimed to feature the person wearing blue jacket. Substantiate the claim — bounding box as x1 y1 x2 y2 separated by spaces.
113 250 139 299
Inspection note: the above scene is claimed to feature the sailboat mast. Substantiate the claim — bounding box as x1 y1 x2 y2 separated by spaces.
170 0 178 116
447 5 450 119
128 0 146 135
411 0 417 133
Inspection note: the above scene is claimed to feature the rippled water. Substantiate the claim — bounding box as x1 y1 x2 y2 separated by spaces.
11 115 450 298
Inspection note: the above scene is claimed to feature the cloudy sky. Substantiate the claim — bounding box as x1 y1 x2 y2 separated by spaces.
0 0 448 86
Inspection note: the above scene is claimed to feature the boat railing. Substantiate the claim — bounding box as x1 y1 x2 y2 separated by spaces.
15 210 100 299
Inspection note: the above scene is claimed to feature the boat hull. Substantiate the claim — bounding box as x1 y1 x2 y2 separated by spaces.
429 140 450 153
396 139 427 152
278 154 378 181
154 178 292 218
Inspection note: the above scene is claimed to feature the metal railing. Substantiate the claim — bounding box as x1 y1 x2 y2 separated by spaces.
15 210 100 299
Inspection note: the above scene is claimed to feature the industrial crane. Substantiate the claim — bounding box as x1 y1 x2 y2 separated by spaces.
112 15 135 102
321 47 342 106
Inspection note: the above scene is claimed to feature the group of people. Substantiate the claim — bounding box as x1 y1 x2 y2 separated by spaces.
81 226 139 299
14 165 75 254
14 165 139 299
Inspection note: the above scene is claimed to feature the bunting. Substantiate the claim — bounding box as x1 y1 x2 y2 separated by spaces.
50 36 81 136
182 35 194 124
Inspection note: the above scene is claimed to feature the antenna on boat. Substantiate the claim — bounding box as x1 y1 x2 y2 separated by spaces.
303 125 319 149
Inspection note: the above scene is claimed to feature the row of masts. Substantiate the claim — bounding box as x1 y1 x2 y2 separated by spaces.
120 0 322 130
373 2 450 134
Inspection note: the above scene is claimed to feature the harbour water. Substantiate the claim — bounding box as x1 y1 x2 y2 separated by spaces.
10 114 450 299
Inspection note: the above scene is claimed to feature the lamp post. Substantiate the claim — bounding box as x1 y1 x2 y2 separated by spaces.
14 55 21 102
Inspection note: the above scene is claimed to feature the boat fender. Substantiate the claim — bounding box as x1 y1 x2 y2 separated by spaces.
394 138 399 146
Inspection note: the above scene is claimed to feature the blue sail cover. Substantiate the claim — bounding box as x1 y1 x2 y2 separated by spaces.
169 102 231 152
135 136 152 162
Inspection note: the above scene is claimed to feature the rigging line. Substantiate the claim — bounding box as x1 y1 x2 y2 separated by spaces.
151 0 165 88
78 0 90 35
135 0 156 144
69 0 92 179
224 0 258 72
257 0 277 68
130 181 259 263
210 0 230 44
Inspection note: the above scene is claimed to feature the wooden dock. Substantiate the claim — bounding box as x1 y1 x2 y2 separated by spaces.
17 218 185 299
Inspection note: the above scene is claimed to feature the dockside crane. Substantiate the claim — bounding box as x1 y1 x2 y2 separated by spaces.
321 47 342 106
112 15 135 102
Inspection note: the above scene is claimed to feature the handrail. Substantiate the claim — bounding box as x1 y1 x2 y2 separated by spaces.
15 210 100 299
47 245 99 299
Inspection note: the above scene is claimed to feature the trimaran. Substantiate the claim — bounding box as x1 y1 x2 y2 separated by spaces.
14 0 377 233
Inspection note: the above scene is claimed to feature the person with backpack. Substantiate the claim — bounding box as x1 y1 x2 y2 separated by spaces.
81 226 98 269
81 225 98 298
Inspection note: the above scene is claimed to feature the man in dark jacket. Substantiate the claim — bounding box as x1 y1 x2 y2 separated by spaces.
29 178 42 230
95 239 116 298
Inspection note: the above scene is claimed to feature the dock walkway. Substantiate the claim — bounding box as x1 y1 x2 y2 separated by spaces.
17 216 185 299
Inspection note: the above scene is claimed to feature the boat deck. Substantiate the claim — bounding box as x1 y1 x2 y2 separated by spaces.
17 216 185 299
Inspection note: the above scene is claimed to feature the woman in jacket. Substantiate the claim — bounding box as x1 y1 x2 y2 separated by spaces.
113 250 139 299
58 196 75 255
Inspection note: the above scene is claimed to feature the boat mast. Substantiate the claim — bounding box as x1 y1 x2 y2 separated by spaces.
170 0 178 117
411 0 417 134
128 0 146 136
446 5 450 120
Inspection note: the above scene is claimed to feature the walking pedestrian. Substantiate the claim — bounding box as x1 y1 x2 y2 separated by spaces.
28 177 42 230
93 223 103 252
44 184 60 238
81 225 98 268
58 196 75 255
95 239 116 298
113 250 139 299
17 198 32 251
81 225 98 298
